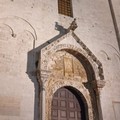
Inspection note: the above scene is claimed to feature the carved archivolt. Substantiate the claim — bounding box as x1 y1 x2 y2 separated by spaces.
45 77 93 120
41 49 94 120
41 44 102 82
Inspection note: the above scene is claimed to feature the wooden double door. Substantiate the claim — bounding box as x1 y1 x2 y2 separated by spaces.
51 87 82 120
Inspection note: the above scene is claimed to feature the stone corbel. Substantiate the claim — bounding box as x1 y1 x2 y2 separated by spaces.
98 80 105 94
96 80 105 89
92 80 105 96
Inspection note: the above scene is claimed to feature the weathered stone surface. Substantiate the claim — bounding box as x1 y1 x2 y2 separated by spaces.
0 96 20 116
0 0 120 120
113 102 120 120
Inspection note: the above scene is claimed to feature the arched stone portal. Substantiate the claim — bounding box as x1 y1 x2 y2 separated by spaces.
37 31 105 120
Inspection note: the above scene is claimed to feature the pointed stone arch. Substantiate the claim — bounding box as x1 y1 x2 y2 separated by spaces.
37 31 105 120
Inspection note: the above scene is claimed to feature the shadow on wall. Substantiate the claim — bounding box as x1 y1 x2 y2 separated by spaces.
26 22 68 120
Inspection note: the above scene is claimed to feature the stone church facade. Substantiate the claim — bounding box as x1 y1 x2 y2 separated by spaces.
0 0 120 120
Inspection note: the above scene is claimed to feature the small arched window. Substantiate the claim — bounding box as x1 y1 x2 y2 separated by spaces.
58 0 73 17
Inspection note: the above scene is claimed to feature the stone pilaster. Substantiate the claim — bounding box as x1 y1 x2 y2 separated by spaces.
37 69 50 120
91 80 105 120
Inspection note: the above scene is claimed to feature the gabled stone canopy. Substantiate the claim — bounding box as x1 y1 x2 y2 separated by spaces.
39 30 104 83
36 30 105 120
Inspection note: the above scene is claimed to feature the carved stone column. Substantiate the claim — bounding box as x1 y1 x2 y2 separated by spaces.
39 81 45 120
91 80 105 120
37 69 49 120
97 80 105 120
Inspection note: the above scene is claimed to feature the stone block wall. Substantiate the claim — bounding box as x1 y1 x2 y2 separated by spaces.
0 0 120 120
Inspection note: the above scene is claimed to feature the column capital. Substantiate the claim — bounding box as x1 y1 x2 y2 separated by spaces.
96 80 106 89
91 80 105 95
37 69 50 83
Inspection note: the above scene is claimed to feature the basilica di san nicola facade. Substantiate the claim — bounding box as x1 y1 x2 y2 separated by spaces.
0 0 120 120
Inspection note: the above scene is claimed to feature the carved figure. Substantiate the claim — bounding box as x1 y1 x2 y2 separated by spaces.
68 18 78 31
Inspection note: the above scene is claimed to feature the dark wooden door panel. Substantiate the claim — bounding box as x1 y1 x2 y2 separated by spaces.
51 87 81 120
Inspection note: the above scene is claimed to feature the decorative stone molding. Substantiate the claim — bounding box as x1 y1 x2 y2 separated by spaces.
96 80 106 94
67 18 78 31
72 32 104 80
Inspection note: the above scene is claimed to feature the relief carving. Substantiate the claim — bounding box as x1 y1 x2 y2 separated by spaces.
47 51 87 81
64 56 74 77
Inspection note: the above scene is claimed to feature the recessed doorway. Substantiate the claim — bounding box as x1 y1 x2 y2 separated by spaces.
51 87 87 120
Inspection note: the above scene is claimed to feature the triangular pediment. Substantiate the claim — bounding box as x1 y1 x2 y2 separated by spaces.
40 31 104 81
